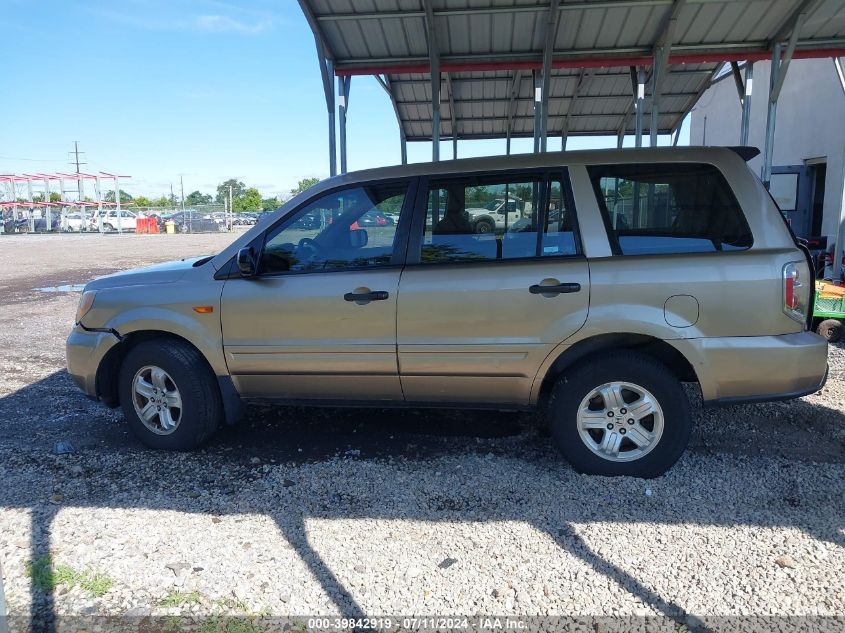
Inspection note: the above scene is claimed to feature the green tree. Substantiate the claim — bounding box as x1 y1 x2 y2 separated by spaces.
134 196 153 207
32 192 67 203
104 189 134 203
290 177 319 197
185 190 212 206
216 179 245 204
235 187 263 212
261 197 280 211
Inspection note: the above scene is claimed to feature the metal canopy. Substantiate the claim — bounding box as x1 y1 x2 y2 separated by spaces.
300 0 845 144
385 64 717 140
299 0 845 174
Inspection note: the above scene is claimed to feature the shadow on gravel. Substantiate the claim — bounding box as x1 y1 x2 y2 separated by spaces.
2 370 844 631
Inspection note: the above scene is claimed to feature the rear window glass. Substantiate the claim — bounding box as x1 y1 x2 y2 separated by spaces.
588 163 753 255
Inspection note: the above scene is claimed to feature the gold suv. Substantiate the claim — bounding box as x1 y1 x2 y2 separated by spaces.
67 148 829 477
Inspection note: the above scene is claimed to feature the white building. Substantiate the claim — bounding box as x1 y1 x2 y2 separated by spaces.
689 58 845 269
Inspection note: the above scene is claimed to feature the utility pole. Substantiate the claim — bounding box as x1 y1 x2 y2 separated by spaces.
69 141 86 199
170 183 175 209
180 175 185 211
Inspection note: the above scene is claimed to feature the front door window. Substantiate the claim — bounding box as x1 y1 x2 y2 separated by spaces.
261 183 407 274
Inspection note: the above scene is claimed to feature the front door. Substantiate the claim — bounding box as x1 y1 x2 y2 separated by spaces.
397 171 590 405
221 181 413 401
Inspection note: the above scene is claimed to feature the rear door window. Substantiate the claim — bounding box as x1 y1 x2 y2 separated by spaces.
588 163 753 255
418 174 579 263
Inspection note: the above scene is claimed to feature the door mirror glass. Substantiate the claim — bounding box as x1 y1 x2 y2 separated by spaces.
349 228 368 249
237 247 257 277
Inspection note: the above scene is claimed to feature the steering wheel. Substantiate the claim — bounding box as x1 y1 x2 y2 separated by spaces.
297 237 321 260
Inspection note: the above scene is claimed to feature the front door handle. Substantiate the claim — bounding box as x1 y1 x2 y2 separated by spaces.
529 282 581 295
344 289 390 303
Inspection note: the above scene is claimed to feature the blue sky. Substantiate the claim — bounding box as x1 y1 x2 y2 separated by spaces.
1 0 688 199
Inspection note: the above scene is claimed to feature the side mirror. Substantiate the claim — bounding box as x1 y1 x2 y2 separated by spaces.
236 247 257 277
349 228 368 249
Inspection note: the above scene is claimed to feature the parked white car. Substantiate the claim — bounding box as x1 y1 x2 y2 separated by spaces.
465 196 528 233
62 212 88 232
91 210 137 232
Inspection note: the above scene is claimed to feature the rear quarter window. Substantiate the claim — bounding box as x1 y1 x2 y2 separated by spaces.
588 163 753 256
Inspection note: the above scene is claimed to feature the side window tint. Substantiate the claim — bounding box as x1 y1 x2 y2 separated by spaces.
588 163 753 255
261 184 406 274
420 176 578 263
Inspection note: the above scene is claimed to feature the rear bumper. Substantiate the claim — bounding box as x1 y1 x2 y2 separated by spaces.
66 326 120 397
675 331 829 406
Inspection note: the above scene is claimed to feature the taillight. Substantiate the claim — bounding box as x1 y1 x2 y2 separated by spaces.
783 262 809 324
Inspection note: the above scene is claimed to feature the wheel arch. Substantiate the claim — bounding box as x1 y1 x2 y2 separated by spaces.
533 333 699 409
96 330 243 425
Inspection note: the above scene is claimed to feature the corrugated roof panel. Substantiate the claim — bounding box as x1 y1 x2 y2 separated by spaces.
805 0 845 39
302 0 843 141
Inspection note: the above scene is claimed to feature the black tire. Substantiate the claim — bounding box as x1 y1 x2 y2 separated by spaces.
474 219 494 234
816 318 843 343
547 352 691 478
119 339 222 450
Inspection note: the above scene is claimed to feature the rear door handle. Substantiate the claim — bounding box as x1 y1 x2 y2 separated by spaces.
529 282 581 295
344 290 390 302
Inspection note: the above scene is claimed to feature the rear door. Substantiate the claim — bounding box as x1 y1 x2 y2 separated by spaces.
396 170 590 405
221 180 414 401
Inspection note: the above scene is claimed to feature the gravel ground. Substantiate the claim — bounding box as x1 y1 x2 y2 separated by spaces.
0 233 843 630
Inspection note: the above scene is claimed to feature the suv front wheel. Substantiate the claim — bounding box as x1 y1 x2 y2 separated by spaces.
119 339 223 450
548 352 691 478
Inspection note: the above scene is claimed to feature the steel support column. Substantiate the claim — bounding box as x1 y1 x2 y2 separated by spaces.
741 62 754 145
539 0 560 152
834 57 845 96
338 76 351 174
834 156 845 279
316 44 337 177
375 75 408 164
115 176 122 234
446 73 458 159
761 44 782 188
533 70 543 153
505 70 522 155
650 48 664 146
763 11 805 187
423 0 441 161
561 69 587 152
431 58 441 162
635 68 645 147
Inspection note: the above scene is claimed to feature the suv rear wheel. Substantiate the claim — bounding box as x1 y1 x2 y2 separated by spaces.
547 352 691 477
119 339 223 450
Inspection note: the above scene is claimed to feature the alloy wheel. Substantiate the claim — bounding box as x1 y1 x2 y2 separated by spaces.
576 381 664 462
131 365 183 435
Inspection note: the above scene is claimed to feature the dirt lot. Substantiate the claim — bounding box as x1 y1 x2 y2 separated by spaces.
0 233 843 630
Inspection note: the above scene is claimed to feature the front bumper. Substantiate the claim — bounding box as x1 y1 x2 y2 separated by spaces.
679 331 830 406
66 326 120 398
